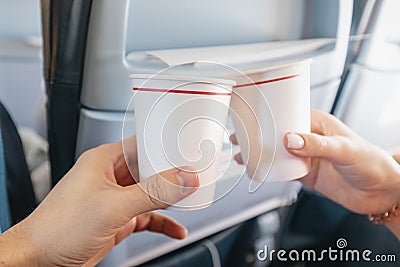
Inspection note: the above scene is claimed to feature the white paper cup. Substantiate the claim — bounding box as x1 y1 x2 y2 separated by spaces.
230 60 311 182
131 74 235 210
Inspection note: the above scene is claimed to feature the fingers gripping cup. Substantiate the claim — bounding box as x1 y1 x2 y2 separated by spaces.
131 74 235 210
230 60 311 182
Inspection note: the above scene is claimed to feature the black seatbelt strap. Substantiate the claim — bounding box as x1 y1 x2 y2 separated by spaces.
40 0 93 186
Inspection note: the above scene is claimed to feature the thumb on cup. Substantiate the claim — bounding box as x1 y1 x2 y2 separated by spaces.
118 167 199 217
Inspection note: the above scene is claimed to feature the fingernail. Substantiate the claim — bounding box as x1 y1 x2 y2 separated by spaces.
287 133 305 150
176 167 199 194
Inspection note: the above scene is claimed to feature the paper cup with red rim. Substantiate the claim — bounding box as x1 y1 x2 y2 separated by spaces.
229 60 312 183
131 74 235 210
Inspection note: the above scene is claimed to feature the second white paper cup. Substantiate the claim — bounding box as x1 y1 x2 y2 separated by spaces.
131 74 235 210
230 60 312 182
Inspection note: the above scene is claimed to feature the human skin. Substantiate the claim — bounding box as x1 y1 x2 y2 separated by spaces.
0 138 199 266
232 109 400 239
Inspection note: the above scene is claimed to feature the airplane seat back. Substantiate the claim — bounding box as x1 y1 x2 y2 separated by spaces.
41 1 356 266
76 0 353 159
41 0 354 185
334 0 400 150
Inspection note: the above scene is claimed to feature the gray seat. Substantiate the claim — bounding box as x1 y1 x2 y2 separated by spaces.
0 102 37 232
334 0 400 150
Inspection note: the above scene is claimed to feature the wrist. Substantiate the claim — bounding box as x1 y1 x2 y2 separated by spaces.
368 154 400 239
386 155 400 238
0 220 41 267
378 155 400 213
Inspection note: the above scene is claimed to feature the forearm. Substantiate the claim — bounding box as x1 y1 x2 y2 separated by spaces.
0 221 39 267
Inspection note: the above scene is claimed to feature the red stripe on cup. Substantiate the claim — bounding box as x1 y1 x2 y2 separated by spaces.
133 87 232 96
234 74 300 89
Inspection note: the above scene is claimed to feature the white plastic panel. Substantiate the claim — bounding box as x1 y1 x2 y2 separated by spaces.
381 0 400 43
0 0 41 39
357 39 400 71
81 0 352 110
339 64 400 149
310 79 341 112
126 0 305 51
75 109 133 157
0 40 44 133
355 0 400 71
